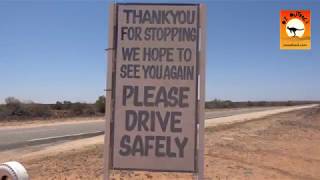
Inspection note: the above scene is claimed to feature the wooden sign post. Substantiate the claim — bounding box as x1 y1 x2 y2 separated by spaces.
105 3 206 179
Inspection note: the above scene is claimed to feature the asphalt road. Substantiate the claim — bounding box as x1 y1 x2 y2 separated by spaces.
0 121 105 151
0 107 285 151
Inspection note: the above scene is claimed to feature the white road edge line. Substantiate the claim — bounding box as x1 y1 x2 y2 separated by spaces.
27 131 104 143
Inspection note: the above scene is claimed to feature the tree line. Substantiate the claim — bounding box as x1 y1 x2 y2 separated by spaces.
0 96 106 121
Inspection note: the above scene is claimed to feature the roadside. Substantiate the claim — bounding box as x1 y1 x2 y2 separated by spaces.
0 116 103 129
0 105 315 153
1 106 265 128
0 107 274 128
1 105 315 128
205 104 318 127
3 106 320 179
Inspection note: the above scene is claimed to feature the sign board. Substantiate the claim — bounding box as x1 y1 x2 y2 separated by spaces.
105 3 206 176
280 10 311 50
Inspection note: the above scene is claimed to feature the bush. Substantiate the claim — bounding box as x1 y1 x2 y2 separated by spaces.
1 97 52 119
5 97 21 106
257 101 267 106
4 97 26 116
286 101 293 106
95 96 106 113
70 102 85 115
53 101 63 110
85 106 96 115
205 99 235 109
63 101 72 109
26 104 52 117
0 105 8 119
0 96 107 120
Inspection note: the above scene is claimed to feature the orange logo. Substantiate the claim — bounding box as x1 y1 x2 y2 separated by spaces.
280 10 311 50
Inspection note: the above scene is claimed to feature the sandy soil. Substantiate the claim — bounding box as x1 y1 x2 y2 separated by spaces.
7 106 319 180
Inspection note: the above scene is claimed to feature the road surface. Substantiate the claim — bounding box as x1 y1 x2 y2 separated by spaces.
0 106 314 151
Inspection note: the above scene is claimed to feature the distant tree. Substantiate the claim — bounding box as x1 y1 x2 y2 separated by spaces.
4 97 27 116
223 100 234 108
63 101 72 109
257 101 267 106
71 102 85 115
85 106 96 115
286 101 293 106
54 101 63 110
27 104 52 117
247 101 253 107
5 97 21 106
95 96 106 113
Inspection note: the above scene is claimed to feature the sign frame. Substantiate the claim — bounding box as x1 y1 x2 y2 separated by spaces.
104 2 206 179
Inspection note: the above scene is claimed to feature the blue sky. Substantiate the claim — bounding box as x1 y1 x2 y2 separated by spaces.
0 0 319 104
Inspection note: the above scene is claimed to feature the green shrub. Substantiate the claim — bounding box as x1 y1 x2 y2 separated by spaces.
205 99 235 109
63 101 72 109
53 101 63 110
26 104 52 117
70 102 85 115
5 97 27 116
95 96 105 113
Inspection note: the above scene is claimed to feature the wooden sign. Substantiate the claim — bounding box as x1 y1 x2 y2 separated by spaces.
105 3 206 178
